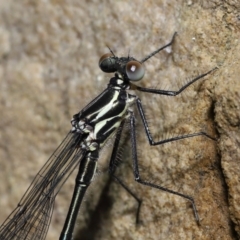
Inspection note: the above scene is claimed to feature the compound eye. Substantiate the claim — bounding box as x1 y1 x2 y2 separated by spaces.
99 53 116 73
126 60 145 81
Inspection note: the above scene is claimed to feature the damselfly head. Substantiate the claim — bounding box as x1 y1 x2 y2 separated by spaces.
99 53 145 81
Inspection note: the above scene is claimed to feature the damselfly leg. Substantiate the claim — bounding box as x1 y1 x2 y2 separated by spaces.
107 70 216 225
109 120 142 224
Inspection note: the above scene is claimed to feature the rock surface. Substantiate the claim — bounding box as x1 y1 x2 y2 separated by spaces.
0 0 239 239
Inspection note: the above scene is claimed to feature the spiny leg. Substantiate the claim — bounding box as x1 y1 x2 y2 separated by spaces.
131 68 217 96
130 70 216 223
140 32 177 63
108 120 142 224
129 110 200 223
136 98 216 146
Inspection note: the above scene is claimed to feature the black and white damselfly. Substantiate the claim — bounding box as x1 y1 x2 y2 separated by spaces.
0 33 216 240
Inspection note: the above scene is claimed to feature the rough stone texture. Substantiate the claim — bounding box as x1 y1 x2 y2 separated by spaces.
0 0 239 240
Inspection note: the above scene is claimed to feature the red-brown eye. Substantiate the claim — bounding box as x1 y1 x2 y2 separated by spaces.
126 60 145 81
99 53 116 73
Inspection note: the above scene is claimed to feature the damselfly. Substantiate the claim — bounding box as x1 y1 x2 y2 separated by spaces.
0 33 216 240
